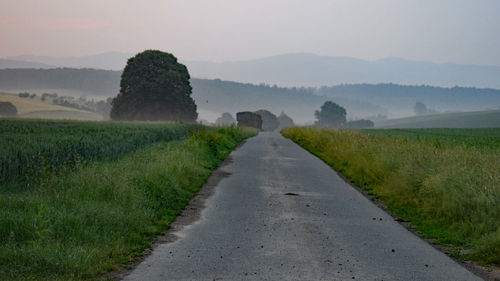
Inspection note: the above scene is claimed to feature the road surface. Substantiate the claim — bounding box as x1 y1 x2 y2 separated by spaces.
123 132 482 281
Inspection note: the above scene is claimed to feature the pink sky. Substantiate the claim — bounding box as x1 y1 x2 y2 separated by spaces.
1 0 499 65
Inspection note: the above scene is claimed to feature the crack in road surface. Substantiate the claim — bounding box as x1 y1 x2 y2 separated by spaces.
123 132 482 281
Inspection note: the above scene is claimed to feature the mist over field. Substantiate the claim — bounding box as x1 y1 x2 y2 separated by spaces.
1 0 500 126
1 65 500 124
2 2 500 280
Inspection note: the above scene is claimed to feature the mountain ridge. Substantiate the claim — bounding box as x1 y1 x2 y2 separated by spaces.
183 53 500 89
2 52 500 88
4 52 132 70
0 58 54 69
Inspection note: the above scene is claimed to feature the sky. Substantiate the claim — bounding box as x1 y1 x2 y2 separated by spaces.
1 0 499 65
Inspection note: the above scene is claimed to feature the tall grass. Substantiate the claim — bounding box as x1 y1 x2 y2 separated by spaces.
282 127 500 265
0 126 256 280
362 128 500 149
0 119 201 190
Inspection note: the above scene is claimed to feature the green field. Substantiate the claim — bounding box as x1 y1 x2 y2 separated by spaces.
0 119 202 190
375 109 500 128
0 93 103 120
0 119 256 280
362 128 500 149
282 127 500 265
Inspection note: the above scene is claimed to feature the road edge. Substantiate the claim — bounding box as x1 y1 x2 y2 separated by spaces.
282 133 499 281
102 138 251 281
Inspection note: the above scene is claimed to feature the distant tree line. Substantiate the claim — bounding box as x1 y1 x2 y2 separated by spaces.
315 101 374 129
17 91 112 119
219 110 295 131
2 68 500 103
316 83 500 100
53 97 112 119
2 68 500 117
315 83 500 112
41 93 58 101
18 92 36 98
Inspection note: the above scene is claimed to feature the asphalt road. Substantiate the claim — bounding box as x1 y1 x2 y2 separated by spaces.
123 132 482 281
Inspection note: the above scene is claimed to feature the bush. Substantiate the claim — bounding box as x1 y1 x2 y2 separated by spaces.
0 102 18 117
344 119 374 129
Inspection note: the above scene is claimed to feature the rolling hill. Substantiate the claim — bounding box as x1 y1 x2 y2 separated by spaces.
4 52 132 71
0 58 54 69
190 79 387 123
184 53 500 89
375 110 500 128
4 52 500 89
1 68 500 123
0 93 102 120
0 68 121 96
315 84 500 116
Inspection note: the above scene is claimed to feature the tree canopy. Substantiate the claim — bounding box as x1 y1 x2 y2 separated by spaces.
215 112 236 126
277 111 294 129
254 109 279 131
236 111 262 130
110 50 197 122
314 101 346 128
344 119 374 129
414 102 428 115
0 102 18 117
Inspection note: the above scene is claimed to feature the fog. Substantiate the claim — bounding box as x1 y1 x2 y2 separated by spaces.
2 67 500 125
1 1 500 126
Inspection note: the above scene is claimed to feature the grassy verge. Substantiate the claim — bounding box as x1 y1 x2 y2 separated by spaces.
0 126 256 280
282 127 500 265
361 128 500 149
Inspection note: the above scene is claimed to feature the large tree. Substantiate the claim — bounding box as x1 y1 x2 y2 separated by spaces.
314 101 346 128
215 112 236 126
277 111 294 129
110 50 197 122
413 102 428 115
254 109 279 131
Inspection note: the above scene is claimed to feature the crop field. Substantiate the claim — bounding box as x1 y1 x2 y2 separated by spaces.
20 110 103 120
0 119 202 190
0 93 82 114
0 119 255 280
282 127 500 265
0 93 102 120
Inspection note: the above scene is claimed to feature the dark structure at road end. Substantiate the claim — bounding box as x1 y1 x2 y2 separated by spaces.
237 111 262 130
